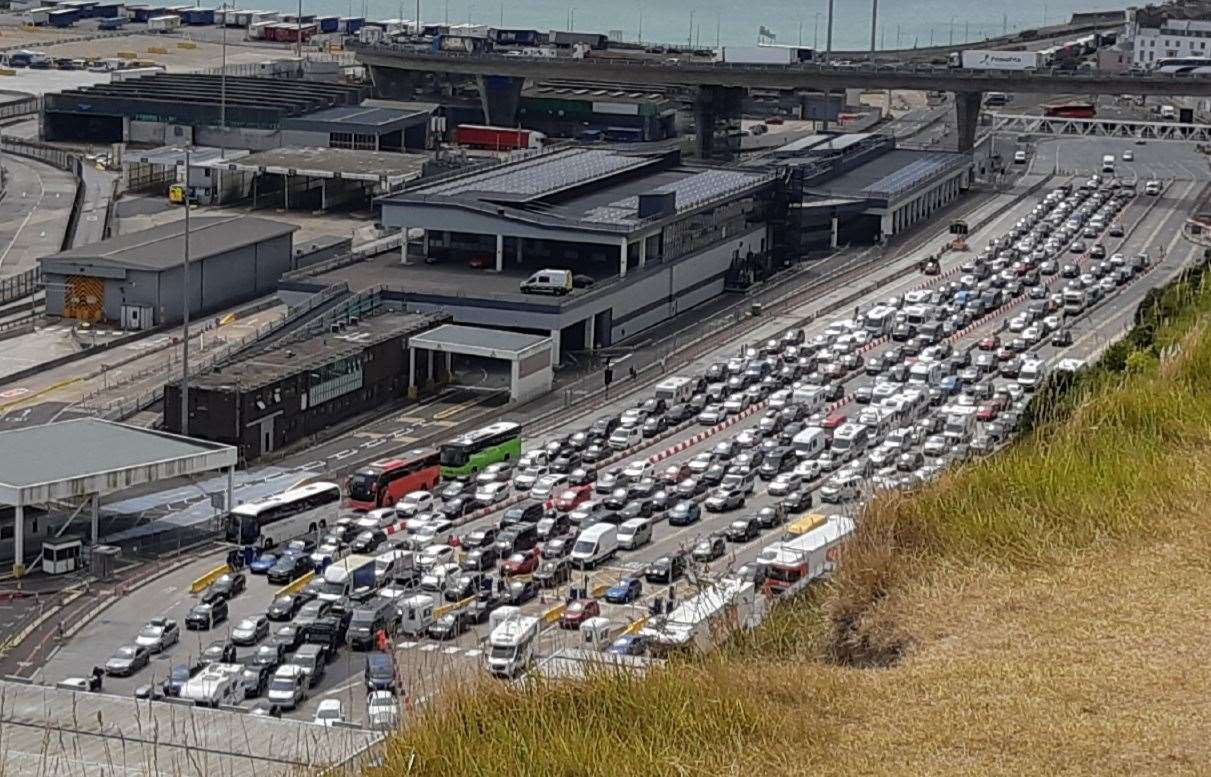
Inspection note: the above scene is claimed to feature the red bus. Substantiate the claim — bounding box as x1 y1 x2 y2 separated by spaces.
1043 102 1096 119
345 450 441 511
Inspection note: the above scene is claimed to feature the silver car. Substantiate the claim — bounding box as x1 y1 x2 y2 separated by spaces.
134 617 179 653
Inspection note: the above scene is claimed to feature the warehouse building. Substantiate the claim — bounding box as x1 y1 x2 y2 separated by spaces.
164 298 448 462
39 216 297 327
517 82 679 142
314 147 779 361
39 74 413 151
750 132 974 250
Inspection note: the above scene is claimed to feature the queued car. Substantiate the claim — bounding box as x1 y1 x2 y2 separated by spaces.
605 577 643 604
134 617 180 653
104 644 151 677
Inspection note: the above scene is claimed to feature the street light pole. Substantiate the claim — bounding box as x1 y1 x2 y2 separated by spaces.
220 1 227 158
870 0 878 53
180 147 191 437
825 0 834 61
296 0 302 60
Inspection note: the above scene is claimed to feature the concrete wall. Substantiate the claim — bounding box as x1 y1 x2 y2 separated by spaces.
129 119 193 145
194 125 284 151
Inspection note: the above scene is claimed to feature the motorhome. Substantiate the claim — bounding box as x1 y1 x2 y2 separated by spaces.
653 376 695 405
485 612 540 677
180 664 245 707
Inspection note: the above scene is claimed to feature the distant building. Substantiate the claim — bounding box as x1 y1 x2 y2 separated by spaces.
39 216 297 328
1097 43 1132 73
1128 16 1211 68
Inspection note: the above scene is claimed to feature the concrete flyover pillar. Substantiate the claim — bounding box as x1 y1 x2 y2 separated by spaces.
618 238 628 279
954 90 983 153
477 75 525 127
13 504 23 578
495 234 504 272
584 314 596 350
638 236 647 269
400 226 410 265
368 65 422 99
693 85 745 160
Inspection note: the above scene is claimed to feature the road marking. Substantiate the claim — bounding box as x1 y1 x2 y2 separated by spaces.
354 432 384 439
464 649 482 657
432 398 478 421
395 416 426 424
442 646 461 655
396 640 417 649
418 643 439 652
429 420 458 428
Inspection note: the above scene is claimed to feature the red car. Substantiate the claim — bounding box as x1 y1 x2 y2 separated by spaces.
501 547 540 577
660 463 691 484
978 336 1001 351
976 403 1000 422
552 484 592 512
559 598 601 629
821 412 847 431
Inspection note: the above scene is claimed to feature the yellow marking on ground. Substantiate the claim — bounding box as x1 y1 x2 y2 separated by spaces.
0 377 81 412
432 398 477 421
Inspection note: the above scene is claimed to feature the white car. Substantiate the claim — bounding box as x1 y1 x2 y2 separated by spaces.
793 459 822 481
923 435 949 458
687 453 713 474
723 395 750 415
1122 150 1134 161
395 491 434 517
314 699 346 727
530 473 567 500
474 481 512 504
474 463 511 485
512 466 547 490
367 691 399 730
623 460 654 481
418 544 455 570
767 473 801 497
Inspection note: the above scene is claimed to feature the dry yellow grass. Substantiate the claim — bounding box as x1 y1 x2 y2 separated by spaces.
369 266 1211 777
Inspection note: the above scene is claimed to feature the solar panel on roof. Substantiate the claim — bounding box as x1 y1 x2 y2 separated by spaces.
582 168 767 225
418 149 652 199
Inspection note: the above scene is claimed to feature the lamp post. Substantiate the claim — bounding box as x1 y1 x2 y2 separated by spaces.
180 147 192 436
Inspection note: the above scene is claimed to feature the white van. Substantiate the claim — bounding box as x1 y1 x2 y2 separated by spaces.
654 376 694 404
608 425 642 451
1101 154 1115 173
791 426 826 459
571 522 618 568
1018 359 1046 389
791 385 826 415
908 361 941 386
520 269 573 295
617 518 652 550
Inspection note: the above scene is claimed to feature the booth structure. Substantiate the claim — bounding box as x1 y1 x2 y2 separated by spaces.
408 324 553 402
40 536 82 575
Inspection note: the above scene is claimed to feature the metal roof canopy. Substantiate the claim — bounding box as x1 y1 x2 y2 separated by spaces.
410 324 550 359
198 147 429 186
0 419 236 505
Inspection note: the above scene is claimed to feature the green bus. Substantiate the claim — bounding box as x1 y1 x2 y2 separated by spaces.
439 421 522 478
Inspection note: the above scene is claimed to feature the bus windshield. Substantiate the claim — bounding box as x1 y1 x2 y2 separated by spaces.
347 473 378 502
439 445 469 467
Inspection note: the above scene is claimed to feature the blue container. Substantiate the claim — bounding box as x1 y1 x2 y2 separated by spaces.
317 14 338 32
341 16 364 33
181 7 214 24
48 8 78 26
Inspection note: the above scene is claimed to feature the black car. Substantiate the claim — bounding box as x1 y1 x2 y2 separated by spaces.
692 534 728 563
162 664 194 697
266 591 312 621
534 557 572 588
200 639 238 667
725 517 760 543
462 546 500 571
364 651 397 692
267 554 312 585
494 525 539 555
185 599 229 630
441 496 484 520
427 611 470 641
754 504 787 529
780 489 813 512
465 589 507 624
665 403 693 424
461 526 498 549
505 579 540 606
202 572 246 603
250 643 287 670
239 659 275 698
351 530 387 554
1050 328 1073 346
618 500 653 521
644 554 687 584
271 624 306 652
501 502 545 526
445 572 487 602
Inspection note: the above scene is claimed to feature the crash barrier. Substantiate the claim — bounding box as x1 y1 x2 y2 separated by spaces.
275 570 315 598
189 563 230 594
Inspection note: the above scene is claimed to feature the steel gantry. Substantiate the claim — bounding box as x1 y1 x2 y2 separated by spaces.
987 112 1211 143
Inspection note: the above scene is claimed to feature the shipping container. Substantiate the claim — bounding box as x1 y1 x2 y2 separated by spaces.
719 44 813 64
111 64 166 81
455 124 545 151
549 29 608 49
339 16 364 33
93 3 122 18
316 14 339 32
180 7 214 24
246 19 273 38
48 8 78 26
25 7 52 24
433 33 491 53
147 13 180 31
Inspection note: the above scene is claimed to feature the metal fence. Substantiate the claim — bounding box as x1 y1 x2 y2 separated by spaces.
77 283 350 420
0 268 39 305
0 95 38 121
0 134 76 172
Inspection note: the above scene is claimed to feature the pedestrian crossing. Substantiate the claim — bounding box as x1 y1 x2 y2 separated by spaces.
394 639 484 660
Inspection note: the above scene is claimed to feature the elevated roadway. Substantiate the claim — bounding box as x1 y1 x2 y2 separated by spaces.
352 42 1211 154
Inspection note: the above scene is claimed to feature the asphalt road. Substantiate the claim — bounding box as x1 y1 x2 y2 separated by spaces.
0 152 75 277
38 146 1207 726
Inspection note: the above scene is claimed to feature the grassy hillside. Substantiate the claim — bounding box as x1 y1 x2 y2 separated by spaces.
367 262 1211 777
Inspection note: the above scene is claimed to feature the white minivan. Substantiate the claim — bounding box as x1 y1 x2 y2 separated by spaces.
791 426 826 459
617 518 652 550
571 522 618 568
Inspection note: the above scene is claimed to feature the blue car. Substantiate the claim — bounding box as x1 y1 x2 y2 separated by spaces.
605 576 642 604
161 664 192 697
607 635 649 656
248 553 278 575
